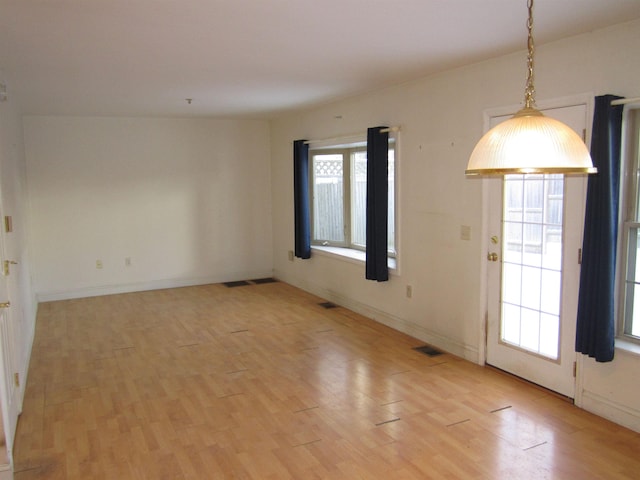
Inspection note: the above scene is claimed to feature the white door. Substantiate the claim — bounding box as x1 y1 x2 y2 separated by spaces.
486 103 588 398
0 205 17 470
0 277 13 474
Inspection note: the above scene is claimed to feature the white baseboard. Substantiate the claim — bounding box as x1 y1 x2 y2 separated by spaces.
580 390 640 433
35 271 274 302
278 271 480 364
0 465 12 480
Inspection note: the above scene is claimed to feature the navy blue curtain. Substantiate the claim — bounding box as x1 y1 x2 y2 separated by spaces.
575 95 624 362
293 139 311 259
365 127 389 281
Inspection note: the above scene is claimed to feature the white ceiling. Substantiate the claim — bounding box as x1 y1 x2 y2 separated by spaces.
1 0 640 118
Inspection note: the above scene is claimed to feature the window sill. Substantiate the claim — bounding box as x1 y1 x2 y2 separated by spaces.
311 246 397 272
615 337 640 358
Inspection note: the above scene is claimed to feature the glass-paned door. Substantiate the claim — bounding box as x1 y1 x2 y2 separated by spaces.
486 104 588 398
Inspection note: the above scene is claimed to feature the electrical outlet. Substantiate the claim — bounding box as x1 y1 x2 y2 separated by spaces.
125 257 131 267
288 250 294 261
96 260 103 269
406 285 413 298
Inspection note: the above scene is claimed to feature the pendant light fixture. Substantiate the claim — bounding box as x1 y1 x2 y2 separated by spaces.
465 0 596 175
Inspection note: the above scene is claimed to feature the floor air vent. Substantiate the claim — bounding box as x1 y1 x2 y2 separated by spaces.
318 302 338 309
224 280 251 288
413 345 443 357
251 278 277 284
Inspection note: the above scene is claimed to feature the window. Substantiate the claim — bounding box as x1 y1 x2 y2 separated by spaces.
310 141 396 256
620 108 640 341
502 174 564 359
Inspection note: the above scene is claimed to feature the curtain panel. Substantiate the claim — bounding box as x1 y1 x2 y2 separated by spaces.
365 126 389 281
293 139 311 259
575 95 625 362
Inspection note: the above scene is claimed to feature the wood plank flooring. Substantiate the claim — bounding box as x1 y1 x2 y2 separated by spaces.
12 281 640 479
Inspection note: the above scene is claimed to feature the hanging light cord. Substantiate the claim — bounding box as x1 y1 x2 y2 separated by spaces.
524 0 535 109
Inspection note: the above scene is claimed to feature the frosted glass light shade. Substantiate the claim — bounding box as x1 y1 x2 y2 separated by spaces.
466 107 596 175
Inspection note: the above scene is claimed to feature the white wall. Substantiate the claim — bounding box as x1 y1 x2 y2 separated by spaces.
270 19 640 432
24 116 273 300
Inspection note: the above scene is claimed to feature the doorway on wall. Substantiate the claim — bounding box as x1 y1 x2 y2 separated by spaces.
485 102 589 398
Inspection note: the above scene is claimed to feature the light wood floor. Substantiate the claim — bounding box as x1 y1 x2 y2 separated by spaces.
12 281 640 479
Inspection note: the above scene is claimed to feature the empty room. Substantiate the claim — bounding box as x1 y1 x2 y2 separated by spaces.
1 0 640 478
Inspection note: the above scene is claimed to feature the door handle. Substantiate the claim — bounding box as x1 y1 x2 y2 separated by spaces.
487 252 499 262
0 301 10 308
3 260 17 276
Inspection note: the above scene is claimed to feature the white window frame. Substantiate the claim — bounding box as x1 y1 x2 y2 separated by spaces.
309 138 397 260
310 147 357 249
618 106 640 344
